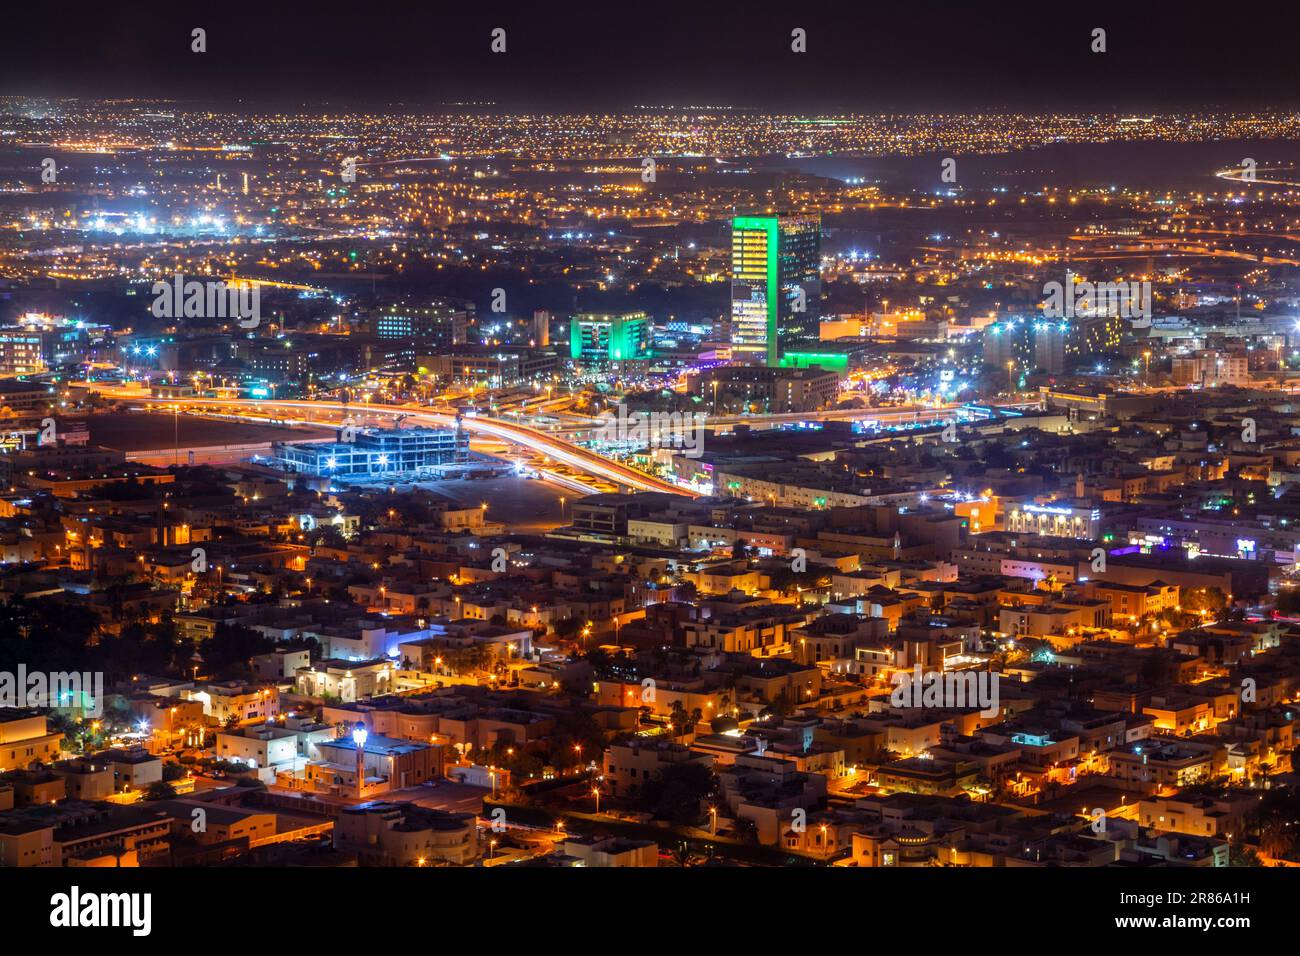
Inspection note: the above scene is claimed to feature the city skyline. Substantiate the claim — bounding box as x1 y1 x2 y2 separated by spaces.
0 5 1293 933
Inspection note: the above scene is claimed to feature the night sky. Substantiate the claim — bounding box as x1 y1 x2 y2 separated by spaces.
3 1 1300 111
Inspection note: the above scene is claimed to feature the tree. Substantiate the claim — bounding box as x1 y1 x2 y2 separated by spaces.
732 816 759 844
0 596 101 676
1183 587 1228 618
668 700 691 738
203 623 274 678
761 695 792 720
482 740 545 782
1230 844 1262 867
1259 818 1295 862
443 643 492 676
1245 788 1300 863
307 526 347 549
142 781 178 801
669 842 704 868
638 762 716 825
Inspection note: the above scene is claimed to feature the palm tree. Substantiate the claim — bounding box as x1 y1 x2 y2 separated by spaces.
669 842 702 868
668 701 688 738
733 817 759 845
1259 818 1293 862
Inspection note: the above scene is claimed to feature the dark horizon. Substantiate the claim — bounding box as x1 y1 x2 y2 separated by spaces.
4 1 1300 112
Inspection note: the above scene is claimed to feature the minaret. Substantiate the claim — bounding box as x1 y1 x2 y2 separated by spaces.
352 723 368 799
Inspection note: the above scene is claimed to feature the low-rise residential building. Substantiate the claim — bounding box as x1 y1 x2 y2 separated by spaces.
333 801 479 865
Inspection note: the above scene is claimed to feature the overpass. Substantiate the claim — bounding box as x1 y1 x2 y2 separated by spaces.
83 385 696 497
550 400 1034 436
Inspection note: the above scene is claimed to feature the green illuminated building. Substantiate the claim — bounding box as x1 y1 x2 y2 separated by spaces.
570 311 650 366
730 213 821 367
779 351 848 372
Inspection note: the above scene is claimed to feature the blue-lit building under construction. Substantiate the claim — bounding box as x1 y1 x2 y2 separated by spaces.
273 426 468 478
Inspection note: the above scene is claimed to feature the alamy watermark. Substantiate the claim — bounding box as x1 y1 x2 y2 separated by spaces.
1041 269 1150 322
50 887 151 936
595 403 706 458
0 665 104 717
151 274 261 328
890 664 999 718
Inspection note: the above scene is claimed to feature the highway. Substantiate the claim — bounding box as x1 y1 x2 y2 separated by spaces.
81 384 1038 492
81 385 697 497
548 401 1015 437
504 393 967 431
456 413 694 496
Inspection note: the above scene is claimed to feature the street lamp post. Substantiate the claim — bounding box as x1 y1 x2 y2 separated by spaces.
352 723 368 798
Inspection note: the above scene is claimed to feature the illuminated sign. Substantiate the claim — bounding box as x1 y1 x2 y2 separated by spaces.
1022 504 1073 516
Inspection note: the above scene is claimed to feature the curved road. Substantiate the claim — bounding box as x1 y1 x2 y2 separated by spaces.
84 386 696 497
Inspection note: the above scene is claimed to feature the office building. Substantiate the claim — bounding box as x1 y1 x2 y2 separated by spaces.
686 365 839 414
730 213 822 366
984 315 1124 376
417 346 558 387
0 331 45 375
570 312 650 366
371 300 472 346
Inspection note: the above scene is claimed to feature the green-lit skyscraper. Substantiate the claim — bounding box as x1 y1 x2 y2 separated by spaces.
570 311 650 367
729 213 821 366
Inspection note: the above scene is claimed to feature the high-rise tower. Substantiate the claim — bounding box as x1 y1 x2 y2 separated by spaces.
729 213 821 366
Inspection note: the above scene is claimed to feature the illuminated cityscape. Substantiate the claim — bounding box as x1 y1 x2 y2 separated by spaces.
0 8 1296 933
